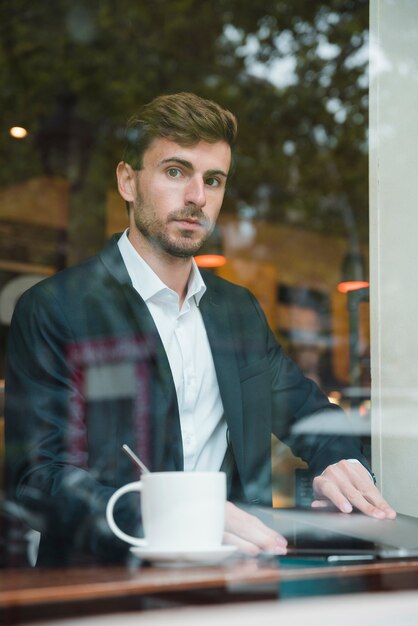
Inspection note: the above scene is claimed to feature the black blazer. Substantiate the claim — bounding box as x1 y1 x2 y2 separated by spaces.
4 235 368 565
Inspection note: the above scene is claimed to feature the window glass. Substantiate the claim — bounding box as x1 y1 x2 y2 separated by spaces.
0 1 370 572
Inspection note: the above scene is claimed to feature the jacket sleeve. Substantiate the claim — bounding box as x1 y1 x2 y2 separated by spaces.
4 285 136 564
250 293 370 478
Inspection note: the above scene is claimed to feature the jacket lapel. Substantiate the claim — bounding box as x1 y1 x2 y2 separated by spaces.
99 236 183 471
199 283 245 473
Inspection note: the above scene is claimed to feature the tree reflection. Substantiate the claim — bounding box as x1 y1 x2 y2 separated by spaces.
0 0 369 262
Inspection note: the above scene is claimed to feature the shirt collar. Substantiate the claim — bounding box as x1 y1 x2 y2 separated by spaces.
117 229 206 305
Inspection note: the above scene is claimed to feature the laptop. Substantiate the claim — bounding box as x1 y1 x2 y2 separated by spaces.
247 506 418 561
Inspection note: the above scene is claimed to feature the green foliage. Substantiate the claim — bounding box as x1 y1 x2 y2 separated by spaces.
0 0 369 242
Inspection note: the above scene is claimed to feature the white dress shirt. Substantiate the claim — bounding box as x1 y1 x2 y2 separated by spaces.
118 230 227 471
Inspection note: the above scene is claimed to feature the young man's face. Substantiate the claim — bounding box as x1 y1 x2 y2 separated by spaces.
119 137 231 259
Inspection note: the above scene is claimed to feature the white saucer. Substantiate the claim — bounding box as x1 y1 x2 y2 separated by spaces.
130 544 237 565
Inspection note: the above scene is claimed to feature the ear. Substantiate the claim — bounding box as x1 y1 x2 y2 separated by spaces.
116 162 137 203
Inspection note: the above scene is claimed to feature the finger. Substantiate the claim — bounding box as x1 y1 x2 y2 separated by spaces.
347 466 397 519
225 502 287 553
312 494 396 521
351 485 397 518
225 503 288 549
311 499 338 510
329 462 397 518
313 475 354 513
223 531 287 556
341 483 396 519
223 531 261 555
342 487 388 518
223 531 285 556
314 463 396 519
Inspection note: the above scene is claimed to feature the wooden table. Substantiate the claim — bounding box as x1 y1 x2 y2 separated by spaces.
1 558 281 624
3 556 418 623
1 559 280 607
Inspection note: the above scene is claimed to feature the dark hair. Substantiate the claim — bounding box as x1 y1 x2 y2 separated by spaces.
123 92 237 170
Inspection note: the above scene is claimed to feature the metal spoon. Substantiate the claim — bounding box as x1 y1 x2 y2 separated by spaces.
122 444 150 474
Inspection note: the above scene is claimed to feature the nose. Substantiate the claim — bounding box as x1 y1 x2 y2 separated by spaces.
184 175 206 209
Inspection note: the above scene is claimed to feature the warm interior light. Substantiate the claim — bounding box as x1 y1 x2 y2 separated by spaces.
337 280 369 294
194 254 226 268
10 126 28 139
338 252 368 294
328 390 342 406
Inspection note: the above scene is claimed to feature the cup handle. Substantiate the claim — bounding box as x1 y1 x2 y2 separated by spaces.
106 481 147 547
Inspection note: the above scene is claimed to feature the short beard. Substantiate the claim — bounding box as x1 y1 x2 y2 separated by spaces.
132 196 212 258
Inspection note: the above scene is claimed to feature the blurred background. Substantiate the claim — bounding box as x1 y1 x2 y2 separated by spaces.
0 0 371 508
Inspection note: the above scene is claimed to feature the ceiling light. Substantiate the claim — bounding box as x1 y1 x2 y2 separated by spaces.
10 126 28 139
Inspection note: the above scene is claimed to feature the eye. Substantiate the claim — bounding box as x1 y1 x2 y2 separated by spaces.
205 177 221 188
167 167 182 178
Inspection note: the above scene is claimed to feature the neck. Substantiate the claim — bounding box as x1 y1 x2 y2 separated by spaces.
127 228 193 306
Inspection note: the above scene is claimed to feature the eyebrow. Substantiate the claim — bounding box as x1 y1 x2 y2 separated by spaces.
159 157 229 179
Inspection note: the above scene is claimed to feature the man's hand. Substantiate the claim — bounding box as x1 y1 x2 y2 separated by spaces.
312 460 396 519
223 502 288 555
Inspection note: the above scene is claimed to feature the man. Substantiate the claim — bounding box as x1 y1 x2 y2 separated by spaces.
5 92 395 566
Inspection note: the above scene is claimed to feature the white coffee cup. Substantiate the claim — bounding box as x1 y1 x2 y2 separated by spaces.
106 471 226 549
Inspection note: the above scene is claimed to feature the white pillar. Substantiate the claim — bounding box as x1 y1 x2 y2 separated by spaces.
370 0 418 515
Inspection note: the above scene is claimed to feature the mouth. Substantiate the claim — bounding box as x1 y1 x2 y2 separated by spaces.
168 209 210 235
173 218 204 230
